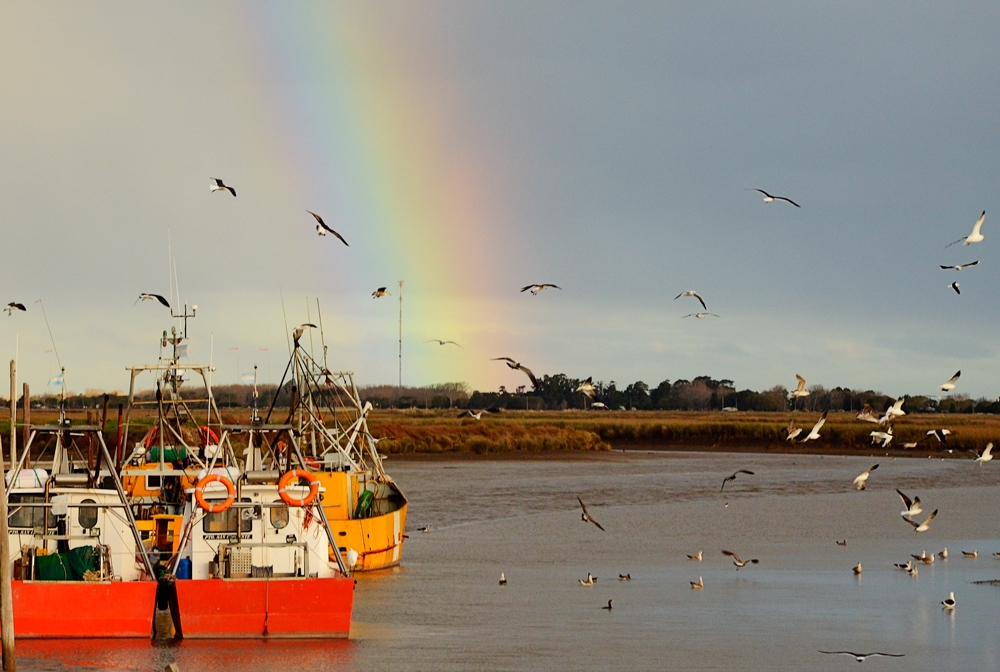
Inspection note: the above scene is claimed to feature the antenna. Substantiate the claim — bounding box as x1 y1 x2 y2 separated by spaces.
398 280 404 397
316 297 328 369
35 300 62 369
279 283 291 356
306 296 314 355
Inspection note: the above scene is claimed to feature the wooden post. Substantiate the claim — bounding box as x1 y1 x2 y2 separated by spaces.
7 362 14 476
20 386 28 470
1 362 16 669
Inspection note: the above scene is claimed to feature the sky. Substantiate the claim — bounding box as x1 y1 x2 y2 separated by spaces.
1 3 999 399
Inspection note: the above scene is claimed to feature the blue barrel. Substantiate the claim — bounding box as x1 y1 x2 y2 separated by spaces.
176 558 192 580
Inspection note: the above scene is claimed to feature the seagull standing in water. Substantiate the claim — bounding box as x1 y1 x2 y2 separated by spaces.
499 573 507 586
674 290 707 310
853 464 879 491
748 189 801 207
940 371 961 392
209 177 236 197
577 497 606 531
976 443 993 465
307 211 349 246
690 577 704 589
853 563 862 575
687 551 703 561
721 469 754 492
945 210 986 247
942 592 956 610
800 411 828 443
819 651 904 663
520 284 561 295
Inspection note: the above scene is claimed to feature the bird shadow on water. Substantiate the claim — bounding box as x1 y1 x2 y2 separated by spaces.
17 638 356 672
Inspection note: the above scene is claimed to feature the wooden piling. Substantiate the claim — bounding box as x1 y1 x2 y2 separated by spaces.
20 386 28 470
1 362 16 670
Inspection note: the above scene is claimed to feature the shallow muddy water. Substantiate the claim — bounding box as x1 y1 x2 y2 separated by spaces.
19 452 1000 671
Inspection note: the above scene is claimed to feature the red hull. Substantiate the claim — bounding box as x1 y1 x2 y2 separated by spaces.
10 581 156 638
174 577 354 638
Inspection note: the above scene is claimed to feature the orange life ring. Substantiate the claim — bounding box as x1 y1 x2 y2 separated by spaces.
194 474 236 513
199 425 220 447
278 470 320 507
143 426 159 450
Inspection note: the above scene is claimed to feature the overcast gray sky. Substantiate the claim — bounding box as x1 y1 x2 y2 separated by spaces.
2 3 999 398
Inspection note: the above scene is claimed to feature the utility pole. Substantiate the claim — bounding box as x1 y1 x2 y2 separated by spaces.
397 280 404 400
2 361 16 670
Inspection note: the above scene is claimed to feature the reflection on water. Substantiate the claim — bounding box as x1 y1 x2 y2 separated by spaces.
16 453 1000 671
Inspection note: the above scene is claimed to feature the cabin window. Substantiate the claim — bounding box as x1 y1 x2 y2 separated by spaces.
270 500 289 530
145 475 162 490
8 494 48 530
78 498 98 530
202 498 252 534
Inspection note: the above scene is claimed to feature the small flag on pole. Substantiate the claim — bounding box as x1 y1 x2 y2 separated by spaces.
240 373 255 384
47 373 63 387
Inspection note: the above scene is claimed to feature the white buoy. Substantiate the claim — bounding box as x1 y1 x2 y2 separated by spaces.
347 548 359 568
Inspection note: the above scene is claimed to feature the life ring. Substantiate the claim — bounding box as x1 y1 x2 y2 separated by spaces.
142 426 159 450
278 470 320 507
194 474 236 513
199 425 220 447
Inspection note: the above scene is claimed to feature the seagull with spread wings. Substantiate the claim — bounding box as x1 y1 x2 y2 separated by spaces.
307 211 349 246
950 281 961 295
856 403 879 423
853 464 879 491
785 420 802 441
674 290 707 310
577 497 605 531
945 211 985 247
682 313 720 319
575 377 597 398
748 188 801 207
4 302 26 316
800 411 828 443
292 323 317 346
904 509 938 533
426 339 462 348
791 374 810 398
721 469 754 492
135 293 170 309
492 357 538 387
819 651 904 663
940 260 979 271
975 442 993 465
372 287 391 299
896 489 923 519
721 550 759 570
520 284 561 295
940 370 961 391
209 177 236 197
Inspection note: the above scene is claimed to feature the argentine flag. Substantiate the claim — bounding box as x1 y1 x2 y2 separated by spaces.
47 373 63 387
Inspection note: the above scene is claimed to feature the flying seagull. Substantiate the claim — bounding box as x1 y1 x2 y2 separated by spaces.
459 410 483 420
492 357 538 387
870 428 893 448
942 592 956 610
292 323 317 346
819 651 904 663
975 442 993 465
721 550 759 570
940 371 961 392
4 302 26 316
674 290 707 310
904 509 938 533
209 177 236 197
800 411 828 443
520 284 561 295
682 313 720 319
307 211 349 246
856 403 879 423
940 260 979 271
950 281 961 295
577 497 605 531
880 398 906 423
945 210 986 248
135 293 170 309
927 428 952 443
721 469 754 492
372 287 391 299
896 489 923 519
853 464 879 491
792 374 810 398
426 339 462 348
785 420 802 441
749 189 801 207
575 377 597 398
